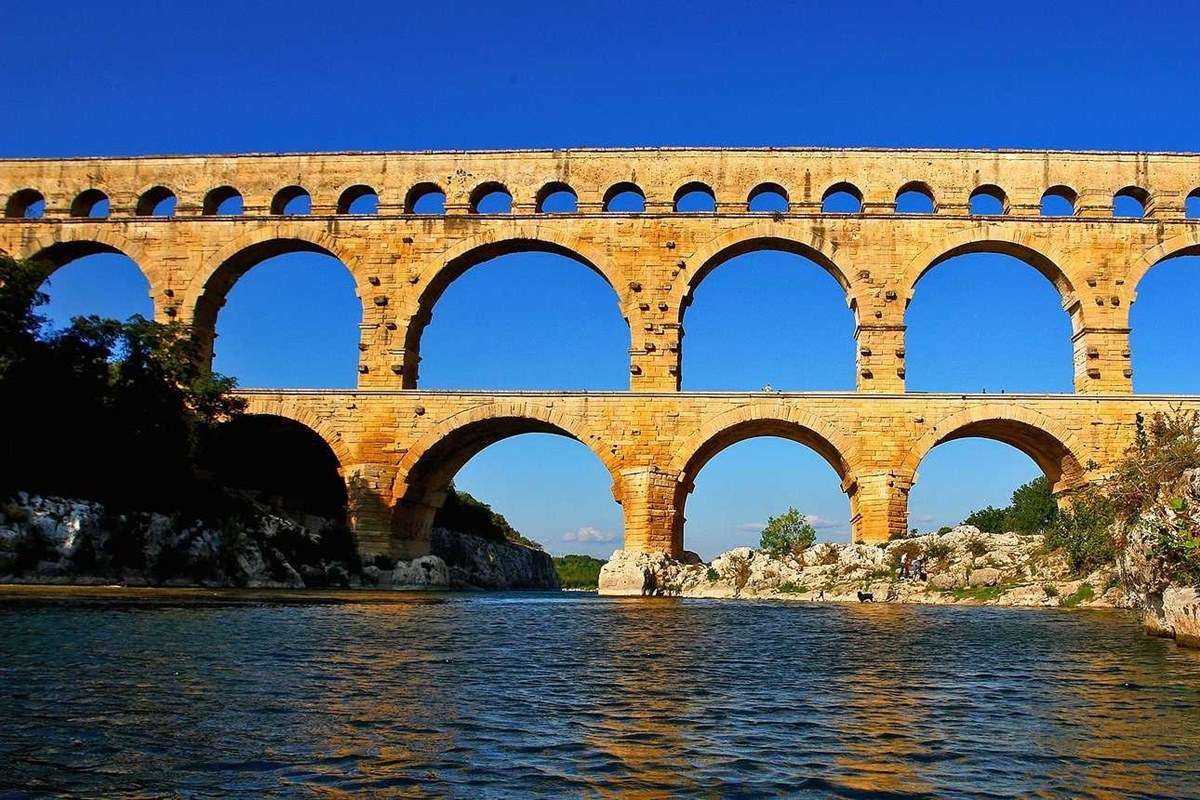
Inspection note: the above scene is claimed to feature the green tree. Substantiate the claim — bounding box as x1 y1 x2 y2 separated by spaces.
963 477 1057 533
759 507 817 556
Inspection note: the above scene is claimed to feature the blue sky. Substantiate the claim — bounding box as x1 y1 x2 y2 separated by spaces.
9 1 1200 558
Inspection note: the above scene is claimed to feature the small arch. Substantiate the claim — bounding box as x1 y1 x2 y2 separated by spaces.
821 182 863 214
136 186 177 217
271 186 311 215
969 184 1007 216
674 182 716 213
405 183 445 214
603 182 645 212
747 183 789 213
5 188 45 218
337 184 379 215
895 181 935 214
70 189 109 219
1040 185 1077 217
535 182 577 213
469 182 512 214
203 186 244 216
1114 186 1149 219
1187 189 1200 219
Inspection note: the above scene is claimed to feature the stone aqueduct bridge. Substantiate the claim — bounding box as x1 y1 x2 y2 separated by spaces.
3 147 1200 558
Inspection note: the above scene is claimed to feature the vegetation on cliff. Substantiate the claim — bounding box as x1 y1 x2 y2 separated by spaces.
0 255 244 511
434 487 544 550
759 507 817 556
552 554 606 589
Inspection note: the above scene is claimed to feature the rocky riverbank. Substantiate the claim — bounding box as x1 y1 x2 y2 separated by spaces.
599 526 1124 609
0 493 557 591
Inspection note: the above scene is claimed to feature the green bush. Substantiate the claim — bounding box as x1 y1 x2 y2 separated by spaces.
433 487 543 549
1061 582 1095 608
1045 489 1117 575
937 526 953 535
759 507 816 556
923 539 953 561
553 555 605 589
777 581 807 594
965 536 989 558
705 567 720 582
964 477 1057 534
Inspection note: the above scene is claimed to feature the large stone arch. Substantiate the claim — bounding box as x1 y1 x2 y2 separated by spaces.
240 395 355 470
902 227 1077 312
183 226 365 365
900 404 1088 495
389 400 622 557
398 226 628 388
676 224 855 321
15 226 158 316
663 403 856 552
1128 230 1200 301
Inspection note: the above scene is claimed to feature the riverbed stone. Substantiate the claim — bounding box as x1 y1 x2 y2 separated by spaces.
969 568 1002 587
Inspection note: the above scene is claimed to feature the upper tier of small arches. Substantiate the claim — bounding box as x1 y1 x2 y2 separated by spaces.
4 156 1200 221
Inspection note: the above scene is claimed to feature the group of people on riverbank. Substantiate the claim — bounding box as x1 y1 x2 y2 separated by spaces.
899 553 927 582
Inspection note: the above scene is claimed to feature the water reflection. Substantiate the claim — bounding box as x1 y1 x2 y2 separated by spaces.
0 592 1198 798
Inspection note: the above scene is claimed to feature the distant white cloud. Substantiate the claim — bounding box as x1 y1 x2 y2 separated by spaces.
911 513 936 524
737 515 844 533
562 526 616 543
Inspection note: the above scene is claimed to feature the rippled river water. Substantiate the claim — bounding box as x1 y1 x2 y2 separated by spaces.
1 590 1199 798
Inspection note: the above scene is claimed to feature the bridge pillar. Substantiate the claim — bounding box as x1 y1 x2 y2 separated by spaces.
849 471 912 544
618 467 685 556
855 323 907 393
341 463 402 559
1073 326 1133 394
630 324 682 391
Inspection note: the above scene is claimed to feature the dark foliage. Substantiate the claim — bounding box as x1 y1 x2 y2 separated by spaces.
963 476 1058 534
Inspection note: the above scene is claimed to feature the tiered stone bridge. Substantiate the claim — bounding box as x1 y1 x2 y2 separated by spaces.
3 147 1199 558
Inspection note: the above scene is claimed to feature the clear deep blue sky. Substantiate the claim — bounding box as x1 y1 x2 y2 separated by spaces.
8 1 1200 558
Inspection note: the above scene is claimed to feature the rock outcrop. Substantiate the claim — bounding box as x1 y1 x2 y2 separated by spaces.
431 527 558 589
599 526 1121 608
1118 468 1200 646
0 494 558 591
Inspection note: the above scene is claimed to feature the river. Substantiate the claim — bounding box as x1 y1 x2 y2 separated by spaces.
1 589 1198 798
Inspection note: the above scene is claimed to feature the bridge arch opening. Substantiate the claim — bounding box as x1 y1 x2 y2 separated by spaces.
906 414 1084 534
197 239 362 387
31 244 153 329
603 182 645 212
470 183 512 214
337 185 379 215
1041 186 1077 217
405 182 445 214
136 186 176 217
1113 186 1149 218
681 237 854 390
905 244 1075 392
536 182 577 213
748 183 789 213
674 182 716 213
5 188 45 218
895 182 935 214
203 186 244 216
822 182 863 213
70 189 109 219
201 413 357 570
414 240 628 390
969 185 1007 216
271 186 311 216
1131 245 1200 392
675 419 852 559
1187 189 1200 219
392 416 621 560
